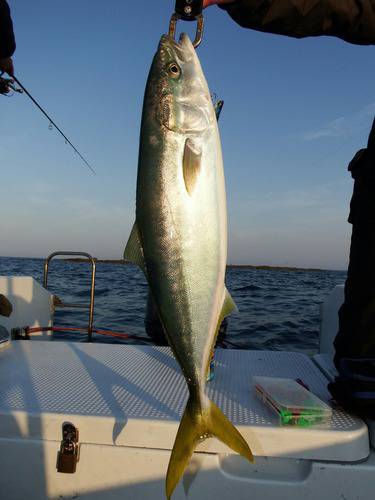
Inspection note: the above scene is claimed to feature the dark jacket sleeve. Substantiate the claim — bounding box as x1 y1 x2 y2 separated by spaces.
220 0 375 45
0 0 16 59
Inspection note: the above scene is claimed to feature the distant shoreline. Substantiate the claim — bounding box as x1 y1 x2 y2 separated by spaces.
0 256 344 272
63 258 326 272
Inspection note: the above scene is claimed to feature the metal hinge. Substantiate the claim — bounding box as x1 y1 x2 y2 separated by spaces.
57 422 80 473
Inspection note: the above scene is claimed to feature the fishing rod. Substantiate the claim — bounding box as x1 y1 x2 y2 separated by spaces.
0 73 96 175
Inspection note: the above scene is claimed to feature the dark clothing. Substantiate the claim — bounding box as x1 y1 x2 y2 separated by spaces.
334 225 375 360
0 0 15 59
220 0 375 45
328 358 375 418
334 119 375 366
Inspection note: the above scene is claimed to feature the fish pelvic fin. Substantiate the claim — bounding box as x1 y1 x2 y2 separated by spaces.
123 221 147 276
166 394 254 499
222 287 238 317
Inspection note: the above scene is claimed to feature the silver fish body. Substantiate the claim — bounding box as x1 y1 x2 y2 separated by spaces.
125 33 253 499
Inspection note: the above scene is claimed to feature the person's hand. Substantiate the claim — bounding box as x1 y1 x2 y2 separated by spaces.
203 0 235 7
0 57 14 76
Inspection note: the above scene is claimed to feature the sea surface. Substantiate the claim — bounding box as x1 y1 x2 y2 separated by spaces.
0 257 346 355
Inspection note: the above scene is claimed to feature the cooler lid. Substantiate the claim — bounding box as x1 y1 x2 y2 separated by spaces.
0 342 369 462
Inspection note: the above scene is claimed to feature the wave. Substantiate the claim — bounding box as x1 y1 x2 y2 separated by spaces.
233 284 262 292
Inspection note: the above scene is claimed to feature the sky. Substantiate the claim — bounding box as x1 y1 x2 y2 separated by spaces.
1 1 374 270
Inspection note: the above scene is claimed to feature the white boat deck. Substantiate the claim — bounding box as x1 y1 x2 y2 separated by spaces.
0 341 369 462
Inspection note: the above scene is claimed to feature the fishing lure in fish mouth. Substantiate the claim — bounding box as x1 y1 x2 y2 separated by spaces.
124 30 254 499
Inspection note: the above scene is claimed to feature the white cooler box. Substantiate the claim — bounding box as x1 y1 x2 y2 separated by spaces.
0 342 372 500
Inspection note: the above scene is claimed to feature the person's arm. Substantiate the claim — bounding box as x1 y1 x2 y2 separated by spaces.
206 0 375 45
0 0 16 75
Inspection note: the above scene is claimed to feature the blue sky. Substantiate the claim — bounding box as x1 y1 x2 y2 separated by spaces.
1 1 374 270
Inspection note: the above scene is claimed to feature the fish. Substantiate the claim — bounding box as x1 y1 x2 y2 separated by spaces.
124 32 254 498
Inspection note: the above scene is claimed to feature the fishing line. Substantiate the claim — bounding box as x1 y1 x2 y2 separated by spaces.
11 75 96 175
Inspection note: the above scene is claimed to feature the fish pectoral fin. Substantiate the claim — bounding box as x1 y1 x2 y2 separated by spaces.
166 395 254 499
221 287 238 318
124 221 147 275
183 138 202 196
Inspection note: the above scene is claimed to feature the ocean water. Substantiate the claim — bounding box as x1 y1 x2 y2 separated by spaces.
0 257 346 355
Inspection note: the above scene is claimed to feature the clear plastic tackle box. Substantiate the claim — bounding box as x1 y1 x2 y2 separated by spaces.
253 376 333 427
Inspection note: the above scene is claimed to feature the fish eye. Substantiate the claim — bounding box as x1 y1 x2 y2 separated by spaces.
167 63 181 79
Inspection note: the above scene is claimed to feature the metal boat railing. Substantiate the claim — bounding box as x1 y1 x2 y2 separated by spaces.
43 251 97 342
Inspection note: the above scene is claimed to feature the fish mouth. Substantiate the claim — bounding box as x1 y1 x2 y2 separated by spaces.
159 33 194 62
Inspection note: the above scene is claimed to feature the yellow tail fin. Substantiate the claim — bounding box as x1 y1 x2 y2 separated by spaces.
166 395 254 499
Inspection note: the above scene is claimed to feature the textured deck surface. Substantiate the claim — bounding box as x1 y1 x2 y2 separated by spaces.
0 342 369 461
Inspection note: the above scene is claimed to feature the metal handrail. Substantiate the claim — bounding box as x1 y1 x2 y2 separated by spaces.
43 251 97 342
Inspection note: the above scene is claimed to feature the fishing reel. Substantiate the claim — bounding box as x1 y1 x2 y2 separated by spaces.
169 0 204 48
0 74 22 95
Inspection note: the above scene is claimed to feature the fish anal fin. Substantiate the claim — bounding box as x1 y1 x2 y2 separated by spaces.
205 288 238 377
183 138 202 196
166 395 254 499
221 287 238 318
124 222 147 275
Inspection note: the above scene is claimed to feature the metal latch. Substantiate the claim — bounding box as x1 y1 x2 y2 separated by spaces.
57 422 80 473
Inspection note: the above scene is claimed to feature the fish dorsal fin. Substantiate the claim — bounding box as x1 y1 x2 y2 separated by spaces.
183 138 202 196
221 287 238 318
124 221 147 275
